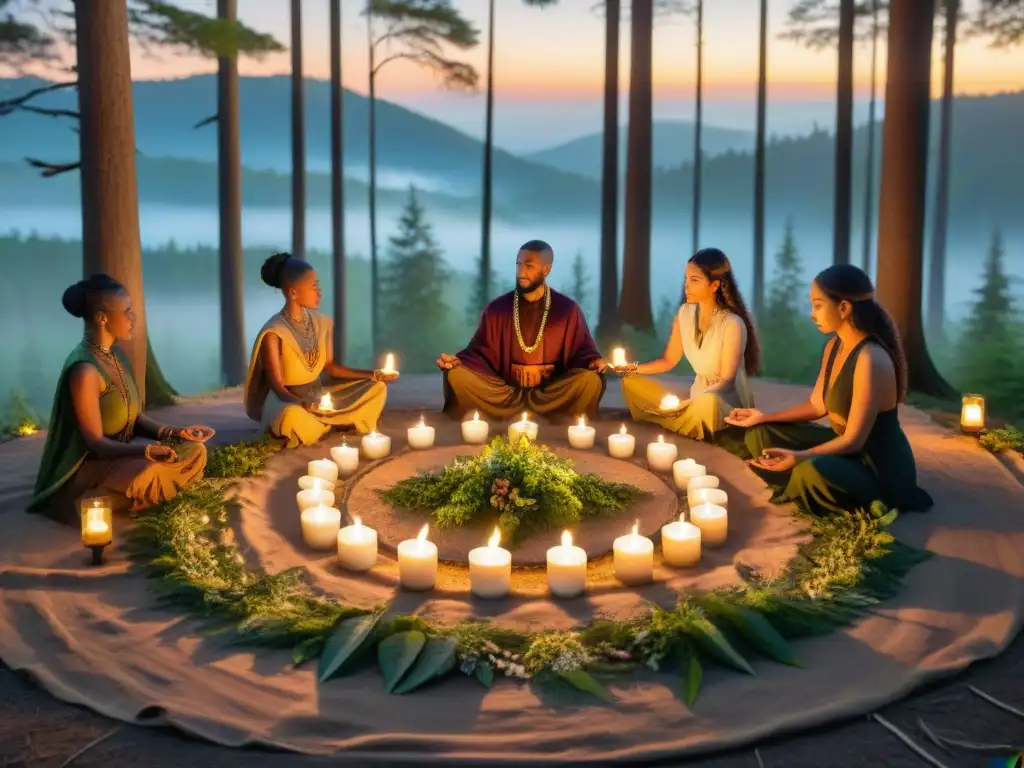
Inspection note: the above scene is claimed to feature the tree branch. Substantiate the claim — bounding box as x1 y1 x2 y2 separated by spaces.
192 113 218 129
0 78 77 117
24 156 79 177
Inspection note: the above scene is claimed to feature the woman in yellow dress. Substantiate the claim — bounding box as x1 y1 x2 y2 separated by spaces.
244 253 394 448
29 274 211 525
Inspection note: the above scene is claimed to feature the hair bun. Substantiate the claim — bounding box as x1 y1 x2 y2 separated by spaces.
261 252 292 288
61 280 89 318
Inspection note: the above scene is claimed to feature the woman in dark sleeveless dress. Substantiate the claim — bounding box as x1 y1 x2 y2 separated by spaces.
724 264 933 517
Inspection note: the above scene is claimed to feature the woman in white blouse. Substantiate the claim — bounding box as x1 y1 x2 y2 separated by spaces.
621 248 761 443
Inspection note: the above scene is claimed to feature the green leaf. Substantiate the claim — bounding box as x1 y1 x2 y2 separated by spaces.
682 648 702 707
878 509 898 527
691 618 755 675
317 613 382 683
473 661 494 688
292 637 324 666
701 600 800 667
558 669 613 702
378 631 427 692
392 637 458 694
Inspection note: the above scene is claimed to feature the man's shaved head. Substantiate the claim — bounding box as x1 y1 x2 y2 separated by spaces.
519 239 554 265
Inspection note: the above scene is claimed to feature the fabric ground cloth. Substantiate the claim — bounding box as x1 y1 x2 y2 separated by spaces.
0 405 1021 764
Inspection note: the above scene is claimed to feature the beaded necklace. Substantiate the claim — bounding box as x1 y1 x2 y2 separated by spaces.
82 337 134 442
280 309 321 371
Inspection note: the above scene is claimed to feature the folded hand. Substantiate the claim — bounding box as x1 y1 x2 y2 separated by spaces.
435 352 461 371
749 448 797 472
146 444 178 463
179 425 215 443
724 407 765 428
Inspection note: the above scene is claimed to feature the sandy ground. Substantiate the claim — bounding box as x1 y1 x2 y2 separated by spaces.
1 375 1021 768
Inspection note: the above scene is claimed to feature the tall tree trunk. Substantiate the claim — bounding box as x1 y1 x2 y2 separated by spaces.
291 0 305 260
876 0 953 397
75 0 150 399
597 0 621 343
479 0 495 311
691 0 703 256
330 0 346 362
217 0 245 387
367 4 380 358
926 0 958 342
860 0 880 275
752 0 767 319
619 0 654 332
833 0 854 265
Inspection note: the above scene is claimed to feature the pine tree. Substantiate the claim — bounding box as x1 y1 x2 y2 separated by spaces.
378 187 457 373
568 251 592 322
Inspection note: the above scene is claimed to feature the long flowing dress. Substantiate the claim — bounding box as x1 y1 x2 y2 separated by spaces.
28 343 206 525
744 337 934 516
244 310 386 448
621 304 754 441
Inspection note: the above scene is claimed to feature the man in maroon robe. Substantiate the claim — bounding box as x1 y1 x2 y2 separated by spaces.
436 240 607 421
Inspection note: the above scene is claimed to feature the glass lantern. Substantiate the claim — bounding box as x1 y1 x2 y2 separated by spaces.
960 394 985 434
80 497 113 562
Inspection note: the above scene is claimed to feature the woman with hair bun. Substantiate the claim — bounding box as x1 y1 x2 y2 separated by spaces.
28 274 210 523
725 264 933 517
244 253 393 448
621 248 761 443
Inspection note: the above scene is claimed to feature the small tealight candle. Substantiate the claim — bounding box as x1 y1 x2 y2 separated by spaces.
611 347 627 369
507 412 539 443
960 393 985 433
298 474 336 492
607 424 636 459
691 486 728 511
297 481 335 511
462 411 490 444
330 439 360 477
468 527 512 599
380 352 398 375
81 499 113 547
646 434 678 472
661 513 702 567
308 458 338 485
660 393 681 411
613 521 653 585
672 458 706 490
337 516 378 571
361 431 391 460
546 530 587 598
301 504 342 549
688 474 720 497
319 392 334 412
567 415 596 449
398 524 438 591
407 415 435 450
690 503 728 547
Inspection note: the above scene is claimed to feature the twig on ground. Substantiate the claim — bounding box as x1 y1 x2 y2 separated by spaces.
58 724 121 768
918 717 1022 754
871 713 950 768
754 747 766 768
968 685 1024 720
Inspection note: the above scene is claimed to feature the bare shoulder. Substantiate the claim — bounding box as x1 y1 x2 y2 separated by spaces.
862 341 895 373
68 360 102 389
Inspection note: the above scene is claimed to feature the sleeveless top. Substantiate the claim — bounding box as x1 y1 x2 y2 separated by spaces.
676 304 754 407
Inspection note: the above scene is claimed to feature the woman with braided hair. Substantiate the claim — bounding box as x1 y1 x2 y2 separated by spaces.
29 274 210 524
621 248 760 444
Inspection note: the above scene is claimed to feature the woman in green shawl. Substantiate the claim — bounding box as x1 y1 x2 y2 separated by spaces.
29 274 211 525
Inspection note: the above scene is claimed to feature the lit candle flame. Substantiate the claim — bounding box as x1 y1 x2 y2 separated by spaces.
631 520 639 536
488 527 501 548
383 353 395 371
521 412 528 423
417 524 429 542
658 434 664 443
319 393 332 410
354 516 362 530
561 530 572 548
93 499 101 508
473 411 479 421
660 394 680 411
418 415 425 428
612 347 626 366
619 424 627 435
577 416 586 428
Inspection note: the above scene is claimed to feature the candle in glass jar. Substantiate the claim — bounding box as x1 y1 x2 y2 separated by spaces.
468 527 512 599
330 440 360 477
337 516 378 571
462 411 490 444
299 474 336 492
691 487 728 511
613 521 653 585
608 424 636 459
690 503 728 547
611 347 627 369
646 434 678 472
660 393 681 411
308 458 338 485
661 513 702 567
297 481 335 511
567 416 596 449
407 415 435 450
398 524 438 591
507 412 538 443
546 530 587 598
672 458 706 490
688 474 720 497
301 505 342 549
361 431 391 460
81 499 113 547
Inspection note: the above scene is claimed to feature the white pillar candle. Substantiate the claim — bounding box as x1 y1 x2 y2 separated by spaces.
407 415 435 450
546 530 587 598
691 486 728 511
297 485 335 511
688 474 720 497
301 505 342 549
690 503 728 547
380 352 397 375
660 393 681 411
337 516 378 571
613 521 653 585
361 431 391 460
646 434 678 472
319 392 335 412
661 513 702 567
672 458 706 490
461 411 490 444
298 474 336 492
607 424 636 459
330 440 360 477
308 458 338 485
507 412 538 443
397 524 438 591
468 527 512 599
611 347 627 368
567 416 596 449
